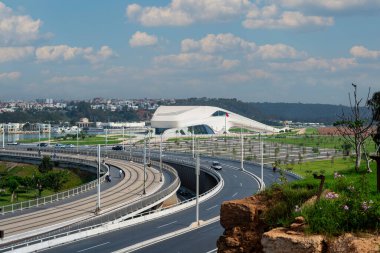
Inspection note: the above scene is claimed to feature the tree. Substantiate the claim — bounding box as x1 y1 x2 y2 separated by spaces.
38 156 53 174
43 171 68 192
334 84 374 172
7 176 20 202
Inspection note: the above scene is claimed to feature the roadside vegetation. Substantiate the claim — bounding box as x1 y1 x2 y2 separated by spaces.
0 157 94 206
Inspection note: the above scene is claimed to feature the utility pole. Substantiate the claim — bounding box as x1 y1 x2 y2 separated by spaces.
159 134 163 182
240 127 244 171
195 152 200 226
96 144 101 213
148 129 151 164
105 129 108 157
2 126 4 149
48 122 51 145
76 126 79 153
143 138 146 195
129 127 132 161
38 124 41 143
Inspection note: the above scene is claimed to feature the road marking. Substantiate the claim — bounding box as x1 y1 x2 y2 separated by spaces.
206 205 218 211
233 174 237 178
77 242 110 252
157 220 177 228
205 248 217 253
240 183 242 187
232 192 238 197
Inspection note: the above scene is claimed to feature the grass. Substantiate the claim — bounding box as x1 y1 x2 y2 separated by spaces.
262 157 380 236
0 162 94 206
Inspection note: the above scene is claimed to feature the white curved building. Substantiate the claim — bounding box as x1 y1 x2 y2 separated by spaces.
151 106 280 135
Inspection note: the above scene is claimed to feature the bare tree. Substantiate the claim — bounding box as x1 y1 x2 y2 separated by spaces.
334 84 374 172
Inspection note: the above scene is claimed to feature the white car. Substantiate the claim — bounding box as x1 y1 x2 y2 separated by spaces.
211 161 222 170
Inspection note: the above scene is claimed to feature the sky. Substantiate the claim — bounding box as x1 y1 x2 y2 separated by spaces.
0 0 379 105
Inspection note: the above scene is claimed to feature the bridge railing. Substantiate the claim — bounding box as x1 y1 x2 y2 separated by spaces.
0 151 108 215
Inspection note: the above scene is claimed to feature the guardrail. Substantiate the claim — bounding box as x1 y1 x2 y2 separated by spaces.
1 155 222 253
0 151 108 215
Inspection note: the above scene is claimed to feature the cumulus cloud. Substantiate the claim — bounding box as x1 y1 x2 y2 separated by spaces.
243 11 334 29
350 45 380 59
47 75 99 84
269 57 356 72
221 69 272 82
129 31 158 47
0 2 42 45
0 71 21 80
181 33 256 53
126 0 251 26
0 46 34 63
255 43 306 59
35 45 115 64
276 0 380 12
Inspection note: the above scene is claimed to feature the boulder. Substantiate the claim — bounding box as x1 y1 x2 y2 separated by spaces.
329 233 380 253
261 227 325 253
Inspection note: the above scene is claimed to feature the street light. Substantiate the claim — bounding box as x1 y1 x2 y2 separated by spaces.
2 125 4 149
159 133 165 182
95 144 101 214
48 122 51 145
260 133 264 189
76 126 79 153
195 150 200 226
122 126 125 152
240 126 244 171
143 138 147 195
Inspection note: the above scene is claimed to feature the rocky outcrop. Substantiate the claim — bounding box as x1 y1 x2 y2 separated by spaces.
217 195 268 253
329 233 380 253
261 228 325 253
217 195 379 253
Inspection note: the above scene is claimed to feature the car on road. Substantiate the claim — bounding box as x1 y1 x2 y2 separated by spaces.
112 145 123 151
211 161 222 170
37 143 49 147
54 143 66 148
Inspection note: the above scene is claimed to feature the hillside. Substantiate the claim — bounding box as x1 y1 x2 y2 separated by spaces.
173 98 366 125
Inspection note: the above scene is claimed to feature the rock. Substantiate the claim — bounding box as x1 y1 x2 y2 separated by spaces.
329 233 380 253
261 227 325 253
294 216 305 224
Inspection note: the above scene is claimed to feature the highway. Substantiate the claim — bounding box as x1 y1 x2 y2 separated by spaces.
41 155 296 253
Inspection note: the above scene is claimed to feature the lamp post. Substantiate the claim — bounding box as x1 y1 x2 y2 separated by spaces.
105 128 108 157
122 126 125 152
96 144 101 213
48 122 51 145
192 126 195 159
76 126 79 153
143 138 147 195
195 151 200 226
240 126 244 171
260 133 264 189
2 125 4 149
38 124 41 143
129 127 132 161
159 133 164 182
148 129 151 164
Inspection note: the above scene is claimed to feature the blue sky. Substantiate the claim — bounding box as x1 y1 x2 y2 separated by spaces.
0 0 379 104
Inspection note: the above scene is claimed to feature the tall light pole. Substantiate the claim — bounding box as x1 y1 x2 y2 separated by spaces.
96 144 101 213
195 146 200 226
129 127 132 161
2 125 4 149
240 126 244 171
260 133 264 188
192 126 195 159
48 122 51 145
148 129 151 164
143 138 146 195
38 124 41 143
76 126 79 153
105 128 108 157
122 126 125 152
159 133 164 182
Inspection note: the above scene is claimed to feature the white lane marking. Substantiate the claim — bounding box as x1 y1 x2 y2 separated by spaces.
205 248 217 253
157 220 177 228
206 205 218 211
232 192 238 197
77 242 110 252
233 174 237 178
240 183 242 187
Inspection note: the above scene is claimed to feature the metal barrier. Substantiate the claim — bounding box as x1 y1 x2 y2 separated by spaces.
0 151 108 215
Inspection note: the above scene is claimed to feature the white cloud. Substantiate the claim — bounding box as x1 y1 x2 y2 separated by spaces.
47 75 99 84
243 11 334 29
84 46 116 64
269 57 357 72
0 46 34 63
350 46 380 59
221 69 272 82
126 0 252 26
181 33 256 53
221 59 240 69
0 71 21 80
35 45 115 64
277 0 380 12
0 2 42 45
255 43 306 59
129 31 158 47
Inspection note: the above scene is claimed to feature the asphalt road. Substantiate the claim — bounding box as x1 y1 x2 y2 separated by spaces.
41 155 295 253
